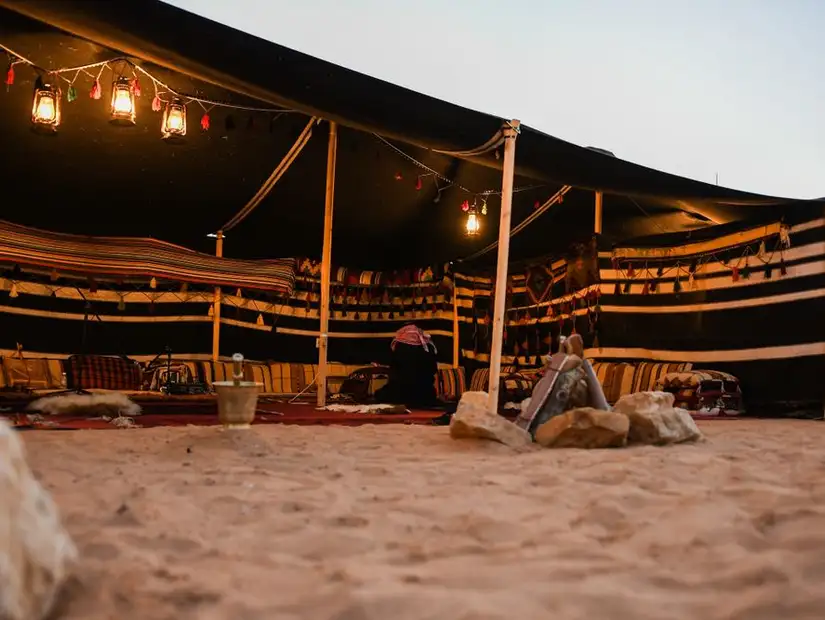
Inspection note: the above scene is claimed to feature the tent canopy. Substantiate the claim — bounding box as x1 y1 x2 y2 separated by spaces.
0 0 820 270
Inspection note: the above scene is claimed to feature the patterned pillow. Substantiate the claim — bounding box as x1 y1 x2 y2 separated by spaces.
435 367 467 401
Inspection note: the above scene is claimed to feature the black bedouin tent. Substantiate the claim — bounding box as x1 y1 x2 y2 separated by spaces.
0 0 823 415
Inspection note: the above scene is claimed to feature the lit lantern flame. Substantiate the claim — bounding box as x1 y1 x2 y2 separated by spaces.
161 98 187 140
465 211 480 236
31 83 61 132
110 77 136 125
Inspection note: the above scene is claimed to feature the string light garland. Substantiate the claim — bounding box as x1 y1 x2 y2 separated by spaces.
0 42 298 140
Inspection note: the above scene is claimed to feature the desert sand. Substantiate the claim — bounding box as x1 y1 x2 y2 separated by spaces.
19 419 825 620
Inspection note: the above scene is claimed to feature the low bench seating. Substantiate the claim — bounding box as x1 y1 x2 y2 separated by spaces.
656 369 742 415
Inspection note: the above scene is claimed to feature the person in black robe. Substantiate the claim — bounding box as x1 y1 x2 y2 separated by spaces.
374 324 438 408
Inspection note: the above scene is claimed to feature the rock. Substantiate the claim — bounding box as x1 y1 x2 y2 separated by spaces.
0 419 76 620
535 407 629 449
449 391 532 448
613 391 703 445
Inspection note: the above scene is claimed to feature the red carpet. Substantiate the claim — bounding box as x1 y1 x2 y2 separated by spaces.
2 401 445 430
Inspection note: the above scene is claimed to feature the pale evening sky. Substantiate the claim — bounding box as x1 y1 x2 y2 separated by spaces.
167 0 824 199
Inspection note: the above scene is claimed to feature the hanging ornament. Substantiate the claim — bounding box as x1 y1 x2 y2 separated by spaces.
9 282 18 298
741 257 751 279
622 280 631 294
731 266 739 282
50 288 57 298
132 77 142 97
117 296 126 311
235 288 242 299
689 259 697 274
641 281 650 295
415 176 422 191
465 209 480 237
611 253 619 270
688 271 695 289
208 304 214 317
67 85 77 102
200 112 210 131
180 282 188 293
461 200 470 212
4 63 14 87
779 224 791 249
673 277 682 293
656 265 664 277
757 240 766 259
88 278 98 294
533 200 541 210
50 269 59 282
151 94 162 112
89 78 102 100
613 281 621 295
481 202 487 216
764 263 773 279
149 277 157 289
394 171 403 181
780 256 787 276
256 313 265 327
649 279 658 293
627 263 635 278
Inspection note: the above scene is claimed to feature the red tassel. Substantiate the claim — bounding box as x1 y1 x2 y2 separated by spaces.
642 281 650 295
414 177 423 190
394 171 403 181
461 200 470 212
152 95 162 112
627 264 635 278
731 266 740 282
4 64 14 86
200 113 210 131
533 200 541 210
90 79 101 100
132 77 141 97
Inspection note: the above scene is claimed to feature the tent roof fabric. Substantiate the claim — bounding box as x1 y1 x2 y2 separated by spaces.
0 0 821 270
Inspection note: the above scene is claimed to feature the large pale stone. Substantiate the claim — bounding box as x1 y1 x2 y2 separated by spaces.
449 391 532 448
613 391 703 445
0 419 76 620
534 407 629 449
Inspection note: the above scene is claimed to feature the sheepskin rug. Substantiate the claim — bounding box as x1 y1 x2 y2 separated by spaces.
320 404 409 415
27 392 142 418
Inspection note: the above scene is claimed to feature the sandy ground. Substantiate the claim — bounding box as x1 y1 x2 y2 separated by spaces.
19 419 825 620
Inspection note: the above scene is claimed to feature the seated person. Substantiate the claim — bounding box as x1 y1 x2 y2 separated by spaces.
374 324 438 408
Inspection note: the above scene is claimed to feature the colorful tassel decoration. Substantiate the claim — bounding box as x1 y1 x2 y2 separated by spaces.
613 281 621 295
764 263 773 279
132 77 141 97
642 281 650 295
4 63 14 87
688 272 695 289
9 282 18 298
627 264 635 278
741 259 751 279
256 313 264 326
731 266 740 282
235 288 242 299
650 279 658 293
758 240 766 259
673 277 682 293
149 277 157 289
67 85 77 102
780 257 787 276
117 296 126 311
90 79 101 100
689 259 697 274
656 265 664 277
623 280 631 294
415 177 422 191
208 304 214 317
201 113 210 131
152 94 162 112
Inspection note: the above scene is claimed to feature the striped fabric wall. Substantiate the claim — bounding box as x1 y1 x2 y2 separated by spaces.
0 263 455 366
455 217 825 415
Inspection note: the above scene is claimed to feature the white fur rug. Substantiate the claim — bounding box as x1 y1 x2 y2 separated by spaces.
28 393 142 418
320 404 409 414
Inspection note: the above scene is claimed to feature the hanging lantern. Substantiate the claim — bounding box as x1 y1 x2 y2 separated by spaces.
110 77 136 125
31 81 61 133
465 210 480 237
161 98 187 141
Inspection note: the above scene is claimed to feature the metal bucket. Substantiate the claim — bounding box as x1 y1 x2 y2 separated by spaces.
213 353 262 429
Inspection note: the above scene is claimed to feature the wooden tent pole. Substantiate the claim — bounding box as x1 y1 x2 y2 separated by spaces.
594 191 603 234
211 230 224 362
317 121 338 407
487 120 520 413
452 284 460 368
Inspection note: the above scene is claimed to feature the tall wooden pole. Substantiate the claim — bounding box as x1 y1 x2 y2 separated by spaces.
316 121 338 407
211 230 224 362
594 191 603 234
487 120 520 413
452 286 460 368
